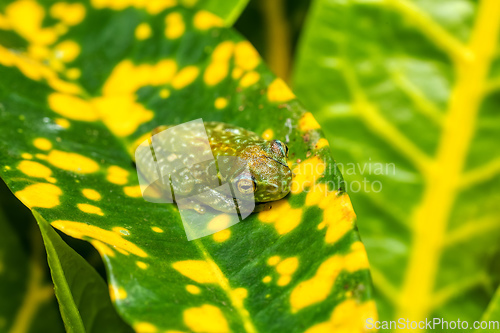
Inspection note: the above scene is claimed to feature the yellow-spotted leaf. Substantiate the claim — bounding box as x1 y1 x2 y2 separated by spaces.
293 0 500 328
0 1 375 331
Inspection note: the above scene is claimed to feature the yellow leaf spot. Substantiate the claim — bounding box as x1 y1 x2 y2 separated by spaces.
262 276 271 283
82 188 101 201
267 256 280 266
186 284 201 294
259 199 302 234
46 150 99 173
0 44 59 81
53 40 80 63
51 220 148 257
305 184 330 207
172 260 218 284
271 257 299 287
231 288 248 307
183 304 229 333
213 41 234 61
90 240 115 257
123 185 142 198
277 275 291 286
92 95 154 137
299 112 320 131
204 41 234 86
50 2 86 25
145 0 177 14
276 257 299 275
5 0 57 45
18 160 53 181
291 156 326 194
109 285 127 301
133 322 157 333
304 299 377 333
204 62 229 86
315 138 329 149
214 97 228 109
234 41 260 71
239 71 260 87
48 77 81 94
152 59 177 85
135 23 152 40
290 255 343 312
267 78 296 102
151 226 163 233
159 88 171 98
344 242 370 272
21 153 33 159
212 229 231 242
15 183 62 208
0 13 11 29
102 60 150 95
55 118 71 129
165 12 184 39
106 165 129 185
172 66 199 89
48 93 99 121
319 193 356 244
290 243 369 312
231 67 243 79
136 261 148 269
27 44 50 60
207 214 231 231
262 129 273 140
77 203 104 216
33 138 52 151
193 10 223 30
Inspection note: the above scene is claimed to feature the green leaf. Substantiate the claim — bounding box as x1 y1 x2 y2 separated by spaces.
293 0 500 327
35 210 133 333
477 286 500 333
195 0 250 26
0 1 375 332
0 183 65 333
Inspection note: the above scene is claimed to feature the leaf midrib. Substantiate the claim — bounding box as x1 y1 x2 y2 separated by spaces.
396 0 500 322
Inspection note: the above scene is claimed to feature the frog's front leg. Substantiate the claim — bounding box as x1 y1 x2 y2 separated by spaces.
175 196 207 214
190 187 238 213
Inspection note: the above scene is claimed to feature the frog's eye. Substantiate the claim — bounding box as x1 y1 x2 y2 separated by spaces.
237 179 257 194
271 140 289 158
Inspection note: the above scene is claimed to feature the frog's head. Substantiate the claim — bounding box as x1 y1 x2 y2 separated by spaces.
235 139 292 203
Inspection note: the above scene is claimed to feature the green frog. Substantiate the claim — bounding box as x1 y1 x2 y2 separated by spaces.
136 121 292 214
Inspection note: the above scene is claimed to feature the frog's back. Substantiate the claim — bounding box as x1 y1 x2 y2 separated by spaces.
203 122 263 157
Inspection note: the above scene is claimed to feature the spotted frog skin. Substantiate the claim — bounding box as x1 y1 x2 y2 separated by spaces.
140 122 292 214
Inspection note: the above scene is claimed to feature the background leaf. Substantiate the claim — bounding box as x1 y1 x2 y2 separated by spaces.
35 210 133 333
235 0 311 82
0 181 65 333
0 0 375 332
293 0 500 328
477 286 500 332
